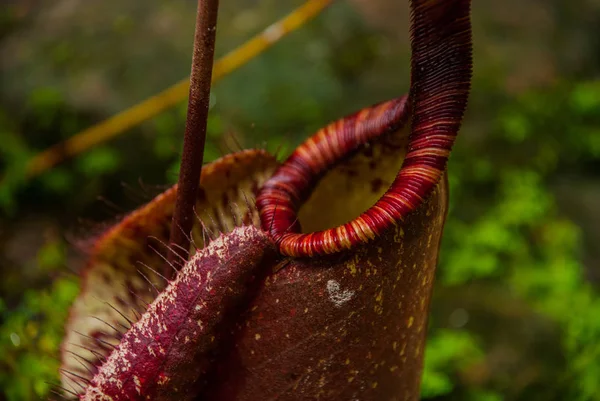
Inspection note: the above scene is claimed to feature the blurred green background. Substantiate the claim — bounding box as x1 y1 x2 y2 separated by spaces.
1 0 599 400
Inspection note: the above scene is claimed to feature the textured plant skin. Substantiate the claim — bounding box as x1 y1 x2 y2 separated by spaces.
81 225 278 400
60 150 279 394
206 191 446 401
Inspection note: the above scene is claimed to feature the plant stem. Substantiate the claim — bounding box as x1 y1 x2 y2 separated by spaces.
168 0 219 272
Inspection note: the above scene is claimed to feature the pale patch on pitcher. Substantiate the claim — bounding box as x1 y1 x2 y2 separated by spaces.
327 280 355 307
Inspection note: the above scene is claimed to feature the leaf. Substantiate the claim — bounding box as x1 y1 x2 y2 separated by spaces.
79 226 278 400
76 147 121 177
60 150 279 393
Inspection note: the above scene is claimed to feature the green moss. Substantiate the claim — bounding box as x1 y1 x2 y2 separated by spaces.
0 278 79 401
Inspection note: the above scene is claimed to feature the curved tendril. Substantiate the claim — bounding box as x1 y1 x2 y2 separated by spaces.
258 0 473 257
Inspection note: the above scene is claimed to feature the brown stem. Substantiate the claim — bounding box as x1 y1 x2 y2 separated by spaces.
168 0 220 273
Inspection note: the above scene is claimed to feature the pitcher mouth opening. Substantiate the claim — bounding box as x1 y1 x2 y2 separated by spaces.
257 96 416 258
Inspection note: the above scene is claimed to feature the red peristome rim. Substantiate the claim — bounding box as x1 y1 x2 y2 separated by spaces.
257 0 472 257
256 96 410 255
